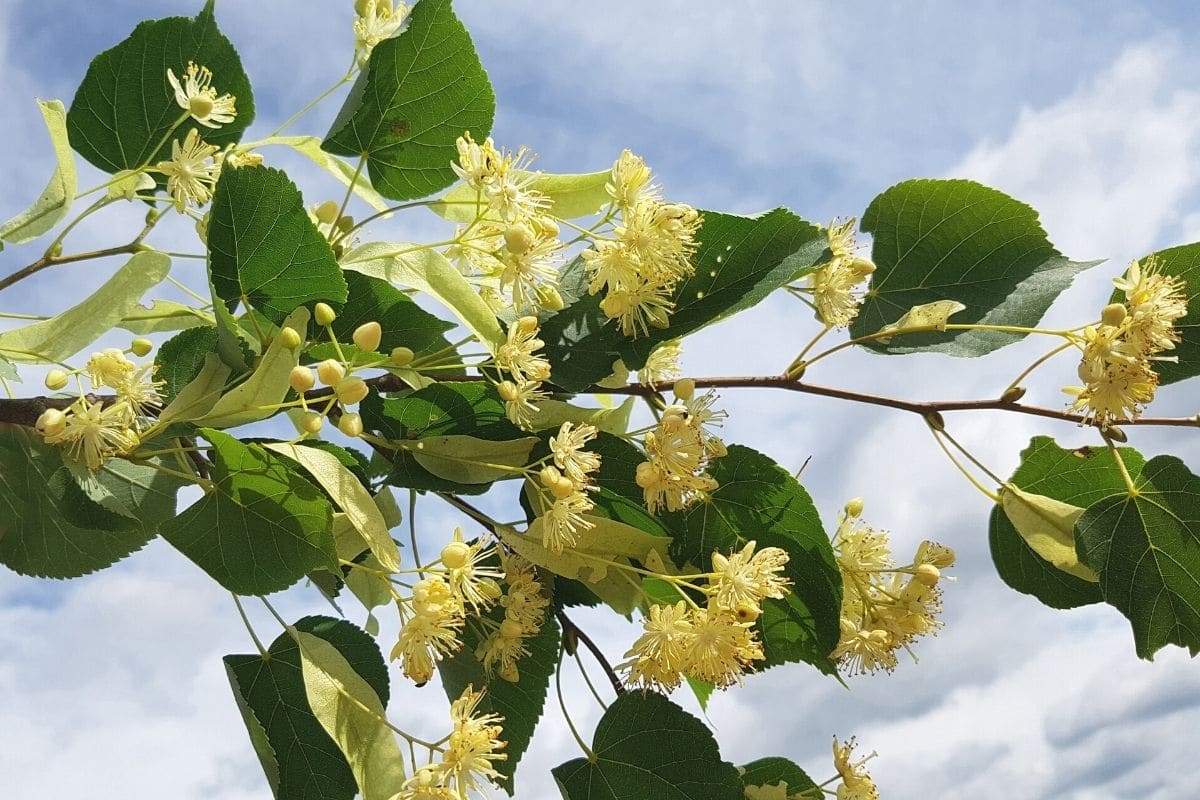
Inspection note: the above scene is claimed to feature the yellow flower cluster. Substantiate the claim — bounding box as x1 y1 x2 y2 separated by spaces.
353 0 410 65
808 219 876 328
475 552 550 682
536 421 602 553
635 381 726 514
167 61 237 129
398 686 507 800
36 346 162 471
832 736 880 800
582 150 702 338
830 499 955 676
495 316 552 429
621 541 789 691
1064 256 1188 427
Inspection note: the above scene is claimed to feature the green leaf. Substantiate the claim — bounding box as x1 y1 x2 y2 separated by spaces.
155 326 220 402
66 3 254 174
342 242 505 352
329 271 456 360
739 757 819 798
430 169 611 222
1076 455 1200 659
988 437 1141 609
362 381 520 441
244 135 391 211
552 692 743 800
664 445 841 673
224 616 390 800
160 428 336 595
322 0 495 201
0 100 76 245
541 209 825 390
406 434 537 484
1115 244 1200 385
193 307 308 429
523 397 635 436
0 426 181 578
439 612 560 792
0 251 171 363
296 630 407 799
999 485 1098 582
118 300 214 336
208 165 347 324
852 178 1098 356
156 353 232 428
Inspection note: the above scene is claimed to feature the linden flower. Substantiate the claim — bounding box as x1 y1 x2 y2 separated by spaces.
451 132 549 222
167 62 237 128
1113 256 1188 356
495 317 551 384
808 218 876 328
86 347 135 389
687 607 764 688
639 339 683 386
1064 359 1158 427
441 527 503 614
549 421 601 487
540 490 595 554
497 379 546 430
42 397 139 471
832 737 880 800
599 280 675 338
621 600 693 691
498 227 564 312
353 0 410 65
392 612 462 684
156 129 220 212
441 686 508 798
607 149 662 211
113 362 164 423
582 240 640 296
616 199 700 283
475 629 529 678
709 541 790 612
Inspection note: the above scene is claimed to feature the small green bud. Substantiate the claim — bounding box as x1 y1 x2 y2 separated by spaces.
44 369 70 391
389 346 414 367
336 215 355 233
314 200 340 224
1105 425 1128 443
314 302 337 326
1000 386 1027 404
35 408 67 437
279 327 302 350
352 321 382 353
300 411 324 434
845 497 864 518
441 541 471 570
924 410 946 432
129 338 154 357
515 315 539 335
338 412 363 438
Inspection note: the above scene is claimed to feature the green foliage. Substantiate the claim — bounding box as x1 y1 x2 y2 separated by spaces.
161 428 336 595
209 165 347 324
739 757 819 796
439 612 560 791
224 616 390 800
552 692 744 800
323 0 495 201
1076 455 1200 659
327 271 456 360
67 3 254 174
0 425 182 578
664 445 841 672
155 326 222 402
0 100 76 246
1117 243 1200 385
852 179 1098 355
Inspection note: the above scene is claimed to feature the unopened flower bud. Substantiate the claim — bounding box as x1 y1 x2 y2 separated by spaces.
314 302 337 326
540 465 563 488
353 321 382 353
279 327 302 350
336 216 355 233
924 410 946 432
498 381 519 402
389 346 414 367
499 619 524 639
338 412 363 438
289 366 316 393
536 284 565 311
515 315 539 335
674 378 696 401
35 408 66 437
635 460 662 488
441 541 471 570
1100 303 1128 327
503 223 535 255
354 0 372 16
300 411 324 434
497 663 520 683
314 200 340 224
189 95 215 120
1000 385 1027 404
335 376 369 406
44 369 69 391
845 497 864 518
914 563 941 587
130 338 153 357
1106 425 1128 443
316 359 345 386
733 603 761 623
532 216 559 238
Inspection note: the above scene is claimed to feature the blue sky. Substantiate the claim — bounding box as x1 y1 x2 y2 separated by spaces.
2 2 1200 798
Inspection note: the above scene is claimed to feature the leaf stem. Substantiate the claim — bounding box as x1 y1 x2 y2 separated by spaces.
232 593 268 657
556 640 597 761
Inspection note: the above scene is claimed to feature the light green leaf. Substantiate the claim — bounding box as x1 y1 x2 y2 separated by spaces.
156 353 232 427
523 397 635 435
430 169 612 222
406 434 538 484
66 4 254 174
552 692 743 800
322 0 495 201
160 428 336 595
244 135 390 211
0 100 76 245
1076 455 1200 659
853 179 1099 356
105 170 156 201
1000 484 1097 582
874 299 967 344
739 758 819 799
209 165 347 324
296 630 407 799
266 441 401 573
342 242 504 352
194 307 308 429
118 300 214 335
0 251 170 363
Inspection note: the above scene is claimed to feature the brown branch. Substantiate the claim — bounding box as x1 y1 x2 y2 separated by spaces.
557 610 627 697
0 215 158 293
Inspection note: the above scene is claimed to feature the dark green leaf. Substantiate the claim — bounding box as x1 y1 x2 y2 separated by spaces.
67 3 254 174
224 616 388 800
664 445 841 673
739 757 819 796
0 425 182 578
852 179 1097 356
1076 455 1200 658
1112 244 1200 385
160 428 336 595
322 0 495 201
156 325 221 402
989 437 1142 609
209 165 348 325
439 612 559 792
552 692 743 800
328 271 456 359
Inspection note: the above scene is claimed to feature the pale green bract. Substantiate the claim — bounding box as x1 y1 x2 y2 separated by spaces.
0 99 76 247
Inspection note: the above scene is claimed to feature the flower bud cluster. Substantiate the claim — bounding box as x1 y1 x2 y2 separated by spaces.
536 421 602 553
635 384 727 514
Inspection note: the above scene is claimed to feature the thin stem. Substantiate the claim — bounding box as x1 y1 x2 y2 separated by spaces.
1103 432 1140 496
928 426 1001 502
0 213 158 293
232 594 267 657
573 648 610 711
787 323 832 377
408 489 425 576
1004 341 1075 395
332 156 366 241
557 610 626 697
344 199 440 238
556 642 597 761
937 427 1005 486
269 62 357 137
